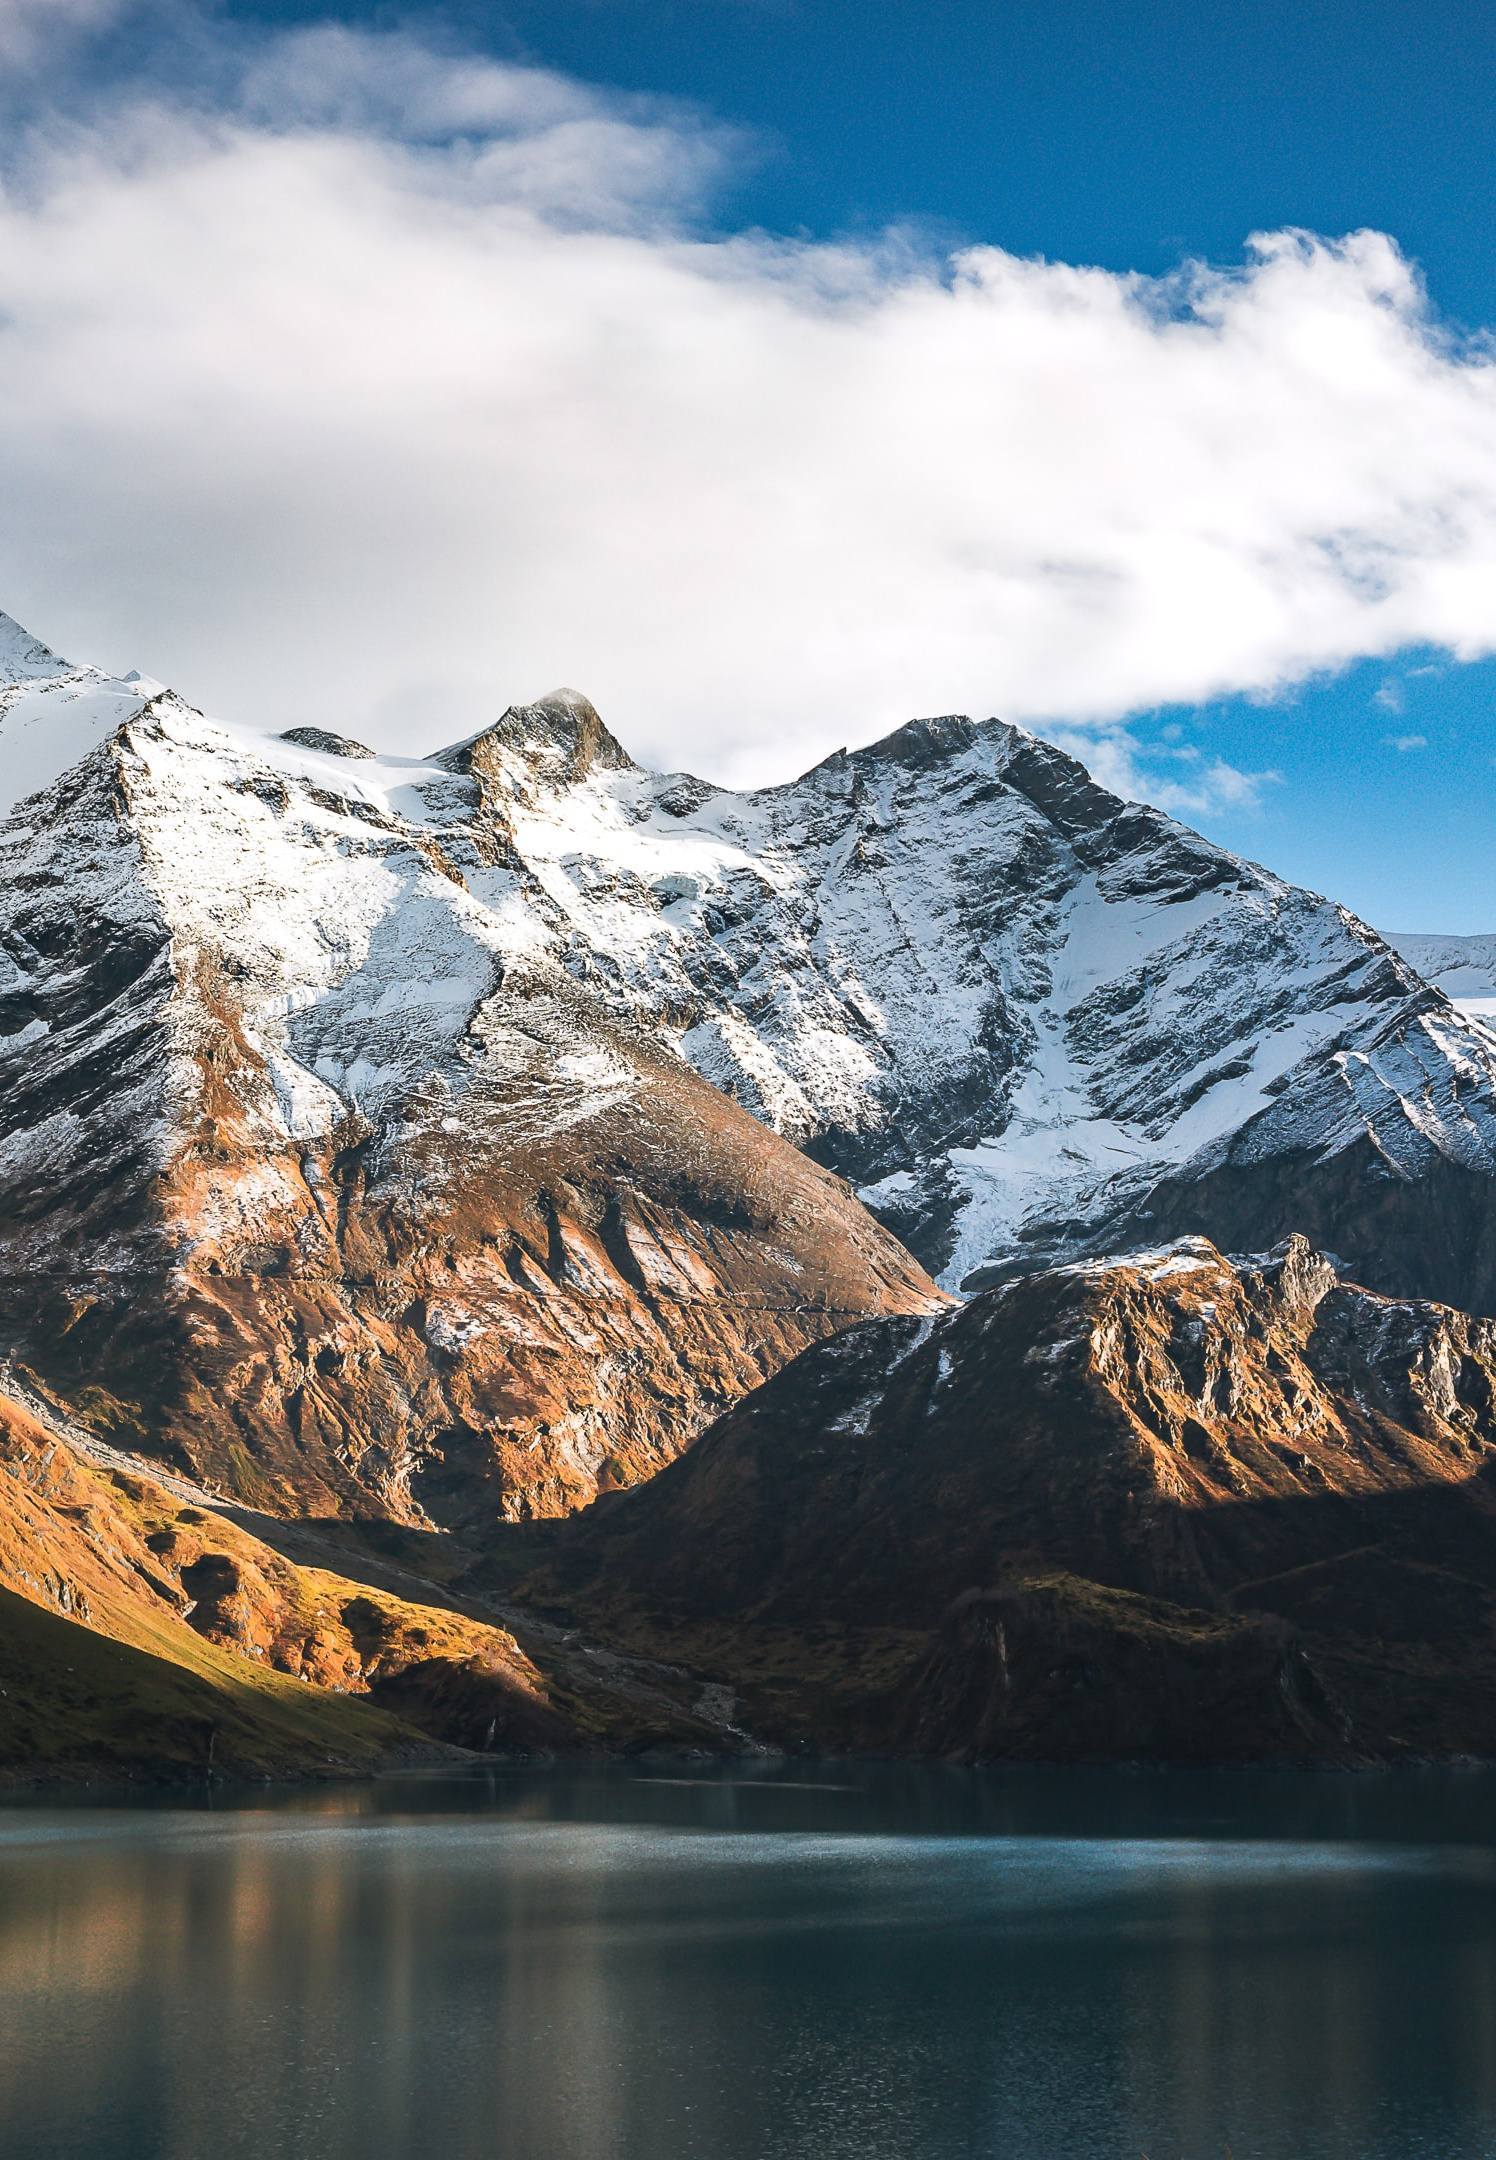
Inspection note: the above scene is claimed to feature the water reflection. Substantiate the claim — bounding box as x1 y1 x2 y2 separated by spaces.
1 1764 1494 2159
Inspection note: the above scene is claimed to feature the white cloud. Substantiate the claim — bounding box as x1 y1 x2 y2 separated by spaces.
231 25 745 225
0 0 133 67
1384 733 1429 752
1040 725 1278 816
1 18 1495 793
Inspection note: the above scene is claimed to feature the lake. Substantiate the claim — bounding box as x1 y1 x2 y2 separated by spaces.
2 1762 1494 2159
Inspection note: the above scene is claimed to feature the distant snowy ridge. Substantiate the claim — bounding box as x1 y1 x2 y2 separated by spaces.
1386 932 1496 1022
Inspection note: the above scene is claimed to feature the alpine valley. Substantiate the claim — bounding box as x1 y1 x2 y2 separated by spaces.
4 606 1496 1778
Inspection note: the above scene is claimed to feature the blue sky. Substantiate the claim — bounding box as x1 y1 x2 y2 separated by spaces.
245 0 1496 324
5 0 1496 930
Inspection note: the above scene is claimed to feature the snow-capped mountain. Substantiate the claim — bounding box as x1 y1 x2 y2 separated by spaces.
333 675 1496 1309
0 614 938 1525
7 601 1496 1533
1386 932 1496 1024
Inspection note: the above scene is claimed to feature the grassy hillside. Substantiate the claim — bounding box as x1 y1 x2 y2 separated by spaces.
0 1583 429 1783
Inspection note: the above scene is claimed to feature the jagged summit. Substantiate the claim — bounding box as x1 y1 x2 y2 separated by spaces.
0 610 75 684
438 687 637 791
0 611 160 820
785 711 1028 794
458 685 1496 1305
850 710 1022 770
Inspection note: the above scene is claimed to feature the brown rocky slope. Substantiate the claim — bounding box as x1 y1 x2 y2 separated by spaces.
514 1237 1496 1764
0 1375 762 1780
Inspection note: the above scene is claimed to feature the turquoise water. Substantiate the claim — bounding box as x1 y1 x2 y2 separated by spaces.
2 1763 1494 2159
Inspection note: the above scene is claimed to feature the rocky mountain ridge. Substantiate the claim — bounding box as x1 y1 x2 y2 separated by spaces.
521 1235 1496 1763
64 644 1483 1310
11 613 1493 1330
382 687 1496 1302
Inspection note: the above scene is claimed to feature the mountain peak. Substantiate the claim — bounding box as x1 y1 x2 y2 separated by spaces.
0 612 155 821
845 711 1025 772
796 708 1126 840
437 688 637 790
791 711 1031 795
0 611 74 685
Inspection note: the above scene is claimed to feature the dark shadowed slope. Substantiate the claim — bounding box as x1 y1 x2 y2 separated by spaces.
518 1237 1496 1763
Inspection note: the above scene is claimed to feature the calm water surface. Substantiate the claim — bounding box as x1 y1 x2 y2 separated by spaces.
2 1762 1495 2160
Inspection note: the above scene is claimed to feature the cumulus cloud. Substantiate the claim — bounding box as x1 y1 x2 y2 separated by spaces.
1 17 1495 796
1384 733 1429 752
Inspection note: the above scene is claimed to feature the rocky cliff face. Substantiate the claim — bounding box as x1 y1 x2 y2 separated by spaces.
524 1238 1496 1763
0 618 939 1527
